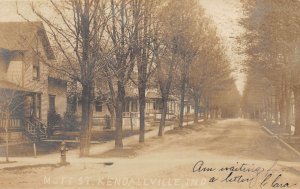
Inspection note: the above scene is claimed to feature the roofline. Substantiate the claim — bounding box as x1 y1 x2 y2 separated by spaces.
0 21 55 60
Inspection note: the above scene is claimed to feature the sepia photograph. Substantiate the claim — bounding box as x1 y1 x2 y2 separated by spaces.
0 0 299 188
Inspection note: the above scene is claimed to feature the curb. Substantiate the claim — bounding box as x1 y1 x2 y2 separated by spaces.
1 163 60 171
262 126 300 157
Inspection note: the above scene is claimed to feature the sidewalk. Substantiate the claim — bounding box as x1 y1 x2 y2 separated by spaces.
0 120 196 170
262 123 300 157
264 123 295 136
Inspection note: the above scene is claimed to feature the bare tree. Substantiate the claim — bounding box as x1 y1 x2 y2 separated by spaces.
189 28 232 122
241 0 300 135
156 44 178 137
131 0 162 142
0 89 26 162
154 0 181 136
19 0 110 156
105 0 137 148
162 0 205 128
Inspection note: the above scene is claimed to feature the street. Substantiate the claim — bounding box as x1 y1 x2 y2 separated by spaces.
0 119 299 189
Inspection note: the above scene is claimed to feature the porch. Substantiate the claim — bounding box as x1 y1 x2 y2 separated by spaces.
145 98 178 120
0 117 22 131
0 117 48 143
0 84 47 143
0 117 26 143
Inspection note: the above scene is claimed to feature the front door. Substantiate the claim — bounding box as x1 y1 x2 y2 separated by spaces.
49 95 56 113
24 95 33 118
24 94 41 119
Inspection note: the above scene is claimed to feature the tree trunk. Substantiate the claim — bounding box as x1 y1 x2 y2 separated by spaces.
115 81 125 149
204 98 208 121
267 97 271 123
134 0 148 143
264 99 268 122
5 113 9 162
279 95 286 127
80 83 93 157
270 96 273 122
214 108 218 119
138 86 146 142
193 94 200 123
285 87 291 131
255 108 257 120
158 94 168 136
68 80 78 114
275 95 279 125
79 2 93 157
179 77 186 127
107 103 116 128
294 86 300 136
210 108 215 119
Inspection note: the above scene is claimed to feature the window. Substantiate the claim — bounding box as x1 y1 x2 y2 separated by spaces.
33 65 40 80
49 95 56 113
95 101 102 112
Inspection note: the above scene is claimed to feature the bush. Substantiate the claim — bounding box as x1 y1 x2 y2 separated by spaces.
103 114 112 130
63 112 80 131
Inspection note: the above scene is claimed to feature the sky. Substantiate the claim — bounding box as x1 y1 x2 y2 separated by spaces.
199 0 246 95
0 0 247 95
0 1 50 21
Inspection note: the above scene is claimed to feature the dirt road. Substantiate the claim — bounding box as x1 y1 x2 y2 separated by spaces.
1 119 299 189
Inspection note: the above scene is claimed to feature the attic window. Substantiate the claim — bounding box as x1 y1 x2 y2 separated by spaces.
33 65 40 80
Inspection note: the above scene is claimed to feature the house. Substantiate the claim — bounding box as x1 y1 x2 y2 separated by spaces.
0 22 67 143
81 85 190 129
144 89 179 119
73 81 183 130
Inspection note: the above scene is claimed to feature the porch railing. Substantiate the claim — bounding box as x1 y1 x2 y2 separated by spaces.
0 118 22 131
122 112 139 118
122 112 131 118
146 109 175 115
24 117 48 142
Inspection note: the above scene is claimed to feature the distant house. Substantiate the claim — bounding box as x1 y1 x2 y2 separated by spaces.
0 22 67 143
78 84 191 129
74 81 183 130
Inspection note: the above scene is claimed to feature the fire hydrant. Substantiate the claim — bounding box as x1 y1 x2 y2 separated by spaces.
60 141 69 165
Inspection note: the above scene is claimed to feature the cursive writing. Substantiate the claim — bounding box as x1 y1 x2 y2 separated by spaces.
192 160 297 188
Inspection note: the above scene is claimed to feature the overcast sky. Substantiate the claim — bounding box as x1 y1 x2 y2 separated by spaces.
199 0 246 95
0 0 247 94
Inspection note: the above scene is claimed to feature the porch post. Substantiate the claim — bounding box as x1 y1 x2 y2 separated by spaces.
5 113 9 162
32 94 37 118
129 100 132 113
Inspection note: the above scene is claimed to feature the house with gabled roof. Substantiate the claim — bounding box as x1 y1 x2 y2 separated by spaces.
0 21 67 143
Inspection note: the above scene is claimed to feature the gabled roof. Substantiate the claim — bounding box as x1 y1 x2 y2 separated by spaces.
0 21 54 60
